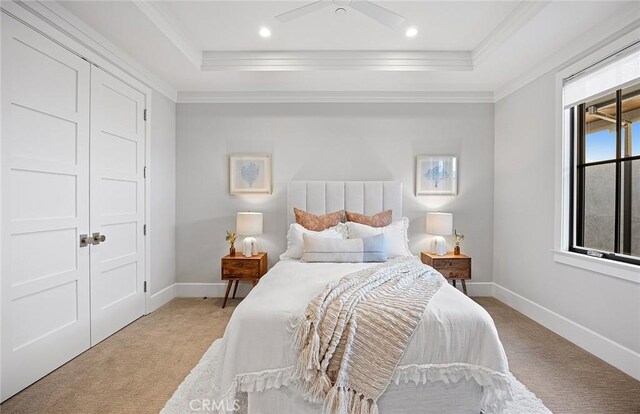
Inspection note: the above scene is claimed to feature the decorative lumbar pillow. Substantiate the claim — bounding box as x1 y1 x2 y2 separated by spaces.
301 233 387 263
345 210 393 227
280 223 348 261
294 208 345 231
346 218 412 258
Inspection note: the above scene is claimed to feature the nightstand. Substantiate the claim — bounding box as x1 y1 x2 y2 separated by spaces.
421 252 471 295
221 252 267 308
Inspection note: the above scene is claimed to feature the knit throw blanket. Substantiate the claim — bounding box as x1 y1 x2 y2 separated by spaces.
292 256 446 414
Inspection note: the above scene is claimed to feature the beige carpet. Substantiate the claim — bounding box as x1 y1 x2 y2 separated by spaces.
475 298 640 414
1 297 638 414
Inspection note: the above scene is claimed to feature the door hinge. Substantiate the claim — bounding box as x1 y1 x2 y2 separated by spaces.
143 224 147 236
143 109 147 121
144 281 147 293
143 166 147 178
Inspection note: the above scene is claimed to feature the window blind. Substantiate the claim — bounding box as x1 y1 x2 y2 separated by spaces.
563 43 640 109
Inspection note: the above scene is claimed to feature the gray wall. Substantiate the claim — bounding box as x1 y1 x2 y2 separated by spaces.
150 90 177 295
176 103 495 285
494 71 640 354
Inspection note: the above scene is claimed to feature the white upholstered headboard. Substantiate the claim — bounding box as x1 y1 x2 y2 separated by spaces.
287 181 403 225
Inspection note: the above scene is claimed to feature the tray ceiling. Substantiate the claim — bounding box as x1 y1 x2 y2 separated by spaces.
56 0 640 100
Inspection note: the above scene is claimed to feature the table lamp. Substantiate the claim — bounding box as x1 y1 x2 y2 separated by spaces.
426 212 453 256
237 212 263 257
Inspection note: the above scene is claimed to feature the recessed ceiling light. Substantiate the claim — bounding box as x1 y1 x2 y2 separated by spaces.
405 27 418 38
259 27 271 38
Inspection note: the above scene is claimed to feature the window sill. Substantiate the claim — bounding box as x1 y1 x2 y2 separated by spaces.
553 250 639 284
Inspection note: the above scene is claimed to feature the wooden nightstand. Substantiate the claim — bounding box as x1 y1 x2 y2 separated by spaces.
221 252 267 308
421 252 471 295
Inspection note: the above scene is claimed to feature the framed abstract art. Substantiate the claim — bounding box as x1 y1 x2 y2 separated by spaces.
229 154 272 195
416 155 457 196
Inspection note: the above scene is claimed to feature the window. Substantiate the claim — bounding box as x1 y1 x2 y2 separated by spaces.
567 81 640 265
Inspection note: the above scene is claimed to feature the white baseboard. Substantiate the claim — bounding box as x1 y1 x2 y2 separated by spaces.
463 282 494 297
162 279 639 381
172 281 494 299
148 283 176 313
175 282 253 298
494 283 640 381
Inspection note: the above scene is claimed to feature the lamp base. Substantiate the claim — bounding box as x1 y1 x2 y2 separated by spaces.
430 236 447 256
242 237 258 257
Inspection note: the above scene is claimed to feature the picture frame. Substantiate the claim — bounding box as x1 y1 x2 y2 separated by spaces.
229 154 272 195
416 155 458 196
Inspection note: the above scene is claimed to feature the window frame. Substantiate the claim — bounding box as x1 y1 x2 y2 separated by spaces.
568 89 640 266
553 28 640 283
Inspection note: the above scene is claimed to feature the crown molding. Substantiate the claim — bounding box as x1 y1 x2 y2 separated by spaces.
132 0 202 69
495 5 640 102
136 0 543 73
3 0 178 101
177 90 494 104
11 0 634 105
472 1 549 65
201 50 473 71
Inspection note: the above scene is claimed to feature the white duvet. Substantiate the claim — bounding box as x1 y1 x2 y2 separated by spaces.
212 260 512 412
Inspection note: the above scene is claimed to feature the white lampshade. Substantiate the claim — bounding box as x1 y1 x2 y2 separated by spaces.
236 212 263 236
426 212 453 236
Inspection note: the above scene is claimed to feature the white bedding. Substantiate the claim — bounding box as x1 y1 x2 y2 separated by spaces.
212 260 511 412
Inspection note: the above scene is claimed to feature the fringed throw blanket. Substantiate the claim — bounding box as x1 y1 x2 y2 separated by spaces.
292 256 446 414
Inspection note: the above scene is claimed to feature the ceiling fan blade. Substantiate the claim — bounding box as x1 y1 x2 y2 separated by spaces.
348 0 405 30
275 0 330 23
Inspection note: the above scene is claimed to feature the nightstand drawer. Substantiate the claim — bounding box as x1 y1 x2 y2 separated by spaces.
431 258 470 271
220 252 267 308
421 252 471 295
440 269 470 279
222 259 260 278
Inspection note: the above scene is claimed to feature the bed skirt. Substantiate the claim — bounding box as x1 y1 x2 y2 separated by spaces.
247 379 483 414
162 339 551 414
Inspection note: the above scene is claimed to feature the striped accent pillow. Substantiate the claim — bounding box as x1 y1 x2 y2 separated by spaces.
301 233 387 263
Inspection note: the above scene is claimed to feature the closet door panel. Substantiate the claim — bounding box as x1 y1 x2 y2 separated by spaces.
1 15 91 401
89 67 146 346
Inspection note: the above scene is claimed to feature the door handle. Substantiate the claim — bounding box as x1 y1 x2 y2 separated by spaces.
80 233 107 247
80 234 91 247
92 232 107 245
93 232 106 244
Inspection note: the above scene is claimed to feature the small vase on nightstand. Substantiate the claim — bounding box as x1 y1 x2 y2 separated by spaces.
453 230 464 256
229 246 236 256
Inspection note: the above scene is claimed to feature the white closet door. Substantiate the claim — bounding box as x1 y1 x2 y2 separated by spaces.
89 67 146 345
1 15 91 401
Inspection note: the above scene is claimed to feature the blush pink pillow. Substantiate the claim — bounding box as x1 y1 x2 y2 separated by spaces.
294 208 345 231
345 210 393 228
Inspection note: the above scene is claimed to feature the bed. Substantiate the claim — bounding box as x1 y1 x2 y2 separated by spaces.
207 182 511 413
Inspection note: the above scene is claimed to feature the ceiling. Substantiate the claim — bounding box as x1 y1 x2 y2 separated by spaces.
56 0 640 100
161 1 518 51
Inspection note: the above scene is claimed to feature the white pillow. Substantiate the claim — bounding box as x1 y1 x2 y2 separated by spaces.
280 222 348 260
346 218 411 258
